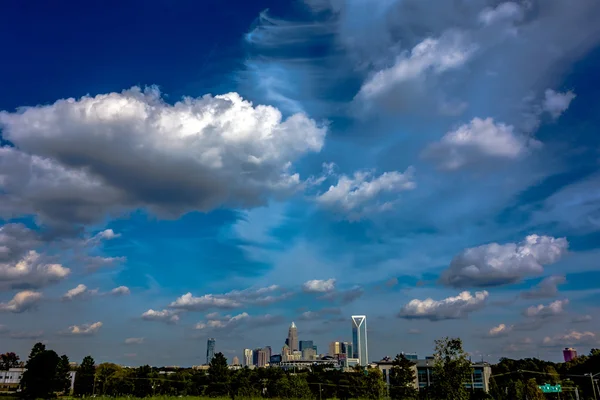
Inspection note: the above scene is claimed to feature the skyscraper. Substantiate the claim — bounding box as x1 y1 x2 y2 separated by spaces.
341 341 353 358
287 321 299 351
243 349 253 367
329 341 341 356
257 349 268 367
232 356 240 365
352 315 368 365
563 347 577 362
206 338 216 365
299 340 314 352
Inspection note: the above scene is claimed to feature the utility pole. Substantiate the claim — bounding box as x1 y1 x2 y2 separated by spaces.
318 383 322 400
588 373 598 400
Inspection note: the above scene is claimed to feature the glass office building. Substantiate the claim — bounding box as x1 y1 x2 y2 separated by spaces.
206 338 216 364
351 315 368 365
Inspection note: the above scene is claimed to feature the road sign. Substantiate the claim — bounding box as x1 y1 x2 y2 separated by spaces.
539 383 562 393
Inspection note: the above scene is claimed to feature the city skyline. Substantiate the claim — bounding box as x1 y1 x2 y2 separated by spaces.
1 0 599 367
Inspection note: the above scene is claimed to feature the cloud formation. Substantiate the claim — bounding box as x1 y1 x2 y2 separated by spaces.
316 167 415 217
110 286 130 296
0 290 42 313
523 299 569 318
0 250 70 291
65 321 103 336
124 337 144 345
439 235 568 288
543 331 598 347
521 275 566 299
195 312 282 332
62 284 98 301
0 87 326 227
543 89 576 119
141 309 180 324
169 285 287 312
485 323 513 338
398 290 488 321
302 279 336 293
422 118 540 170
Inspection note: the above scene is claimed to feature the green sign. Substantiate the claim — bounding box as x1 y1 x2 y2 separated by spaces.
538 383 562 393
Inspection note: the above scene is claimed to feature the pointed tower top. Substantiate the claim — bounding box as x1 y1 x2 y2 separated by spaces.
291 321 296 328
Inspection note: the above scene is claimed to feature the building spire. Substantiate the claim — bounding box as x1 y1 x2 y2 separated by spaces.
291 321 296 328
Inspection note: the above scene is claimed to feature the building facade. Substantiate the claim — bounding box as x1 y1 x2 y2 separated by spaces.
329 341 341 356
374 358 492 393
351 315 368 365
299 340 313 352
0 368 76 393
287 322 299 351
206 338 216 365
232 356 240 365
563 347 577 362
243 348 253 367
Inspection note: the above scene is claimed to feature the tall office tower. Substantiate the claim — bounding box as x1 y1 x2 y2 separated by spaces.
302 347 317 361
299 340 314 352
341 342 353 357
351 315 368 365
253 348 263 366
265 346 272 361
563 347 577 362
206 338 216 365
257 349 268 367
243 349 253 367
329 341 341 356
287 321 299 351
232 356 240 365
282 344 291 361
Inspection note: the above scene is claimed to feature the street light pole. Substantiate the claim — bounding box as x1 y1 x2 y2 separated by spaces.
588 373 598 400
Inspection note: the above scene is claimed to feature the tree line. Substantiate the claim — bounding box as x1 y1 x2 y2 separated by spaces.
3 338 600 399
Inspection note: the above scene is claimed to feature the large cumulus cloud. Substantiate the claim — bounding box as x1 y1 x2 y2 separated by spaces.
439 234 568 288
0 87 326 227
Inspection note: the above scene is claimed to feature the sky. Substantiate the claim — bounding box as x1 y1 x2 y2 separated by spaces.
1 0 600 367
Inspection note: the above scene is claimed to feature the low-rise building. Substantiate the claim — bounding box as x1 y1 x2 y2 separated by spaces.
374 358 492 393
0 368 76 393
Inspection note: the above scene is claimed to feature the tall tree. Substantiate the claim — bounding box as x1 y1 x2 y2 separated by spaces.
56 355 72 394
364 367 387 400
524 378 545 400
430 337 472 400
20 348 61 399
0 352 20 370
389 354 418 400
27 342 46 361
207 352 230 396
73 355 96 396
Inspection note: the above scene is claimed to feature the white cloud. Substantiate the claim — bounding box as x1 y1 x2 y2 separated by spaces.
358 30 476 99
302 279 336 293
62 284 98 301
141 309 180 324
572 314 592 323
66 321 103 336
521 275 566 299
195 312 250 330
398 290 488 321
0 87 327 227
543 89 576 119
110 286 130 296
169 285 287 312
0 290 42 313
0 250 70 290
486 323 513 338
124 337 144 345
543 331 598 347
439 235 568 288
523 299 569 318
478 2 524 26
422 118 541 170
89 229 121 243
316 167 415 217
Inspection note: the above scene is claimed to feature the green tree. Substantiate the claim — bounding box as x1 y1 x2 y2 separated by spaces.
207 352 230 396
133 365 154 397
507 380 524 400
28 342 46 361
390 354 418 400
524 378 545 400
20 348 61 399
430 337 472 400
73 355 96 396
56 355 72 394
364 367 386 400
0 352 20 370
95 362 122 395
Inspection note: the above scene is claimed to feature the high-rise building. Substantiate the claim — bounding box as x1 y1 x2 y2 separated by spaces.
299 340 314 352
282 344 291 361
265 346 272 361
563 348 577 362
302 347 317 361
329 341 342 356
206 338 216 365
232 356 240 365
352 315 368 365
257 349 268 367
287 322 299 351
341 342 353 358
243 349 253 367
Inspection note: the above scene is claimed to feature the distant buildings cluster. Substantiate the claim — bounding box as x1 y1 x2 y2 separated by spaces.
236 315 368 369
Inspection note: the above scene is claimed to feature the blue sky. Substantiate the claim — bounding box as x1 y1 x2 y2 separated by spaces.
1 0 600 366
